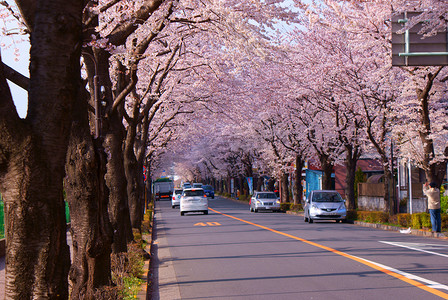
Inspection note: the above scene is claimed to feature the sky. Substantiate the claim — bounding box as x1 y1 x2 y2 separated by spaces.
1 1 29 118
2 41 29 118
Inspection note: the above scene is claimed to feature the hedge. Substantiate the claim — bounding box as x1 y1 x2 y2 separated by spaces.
351 211 446 231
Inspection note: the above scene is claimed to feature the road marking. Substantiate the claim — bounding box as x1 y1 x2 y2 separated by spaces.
209 207 448 299
380 241 448 258
194 222 222 227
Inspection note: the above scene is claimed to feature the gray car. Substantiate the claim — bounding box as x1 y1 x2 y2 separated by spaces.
250 191 281 212
304 190 347 223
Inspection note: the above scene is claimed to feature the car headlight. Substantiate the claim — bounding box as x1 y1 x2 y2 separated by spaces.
256 200 262 205
338 203 346 211
311 204 319 210
276 200 280 204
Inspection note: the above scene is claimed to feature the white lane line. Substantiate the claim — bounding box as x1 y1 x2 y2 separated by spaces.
380 241 448 258
356 255 448 291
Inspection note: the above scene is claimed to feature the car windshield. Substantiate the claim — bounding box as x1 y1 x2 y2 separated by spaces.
312 192 343 202
257 193 277 199
202 185 212 190
184 190 205 197
174 190 183 195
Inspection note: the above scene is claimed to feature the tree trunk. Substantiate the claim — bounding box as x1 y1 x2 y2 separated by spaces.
104 110 134 252
145 164 152 209
0 0 82 297
345 145 361 210
281 172 290 203
293 155 304 205
65 95 113 299
383 167 392 214
319 154 334 190
92 48 133 252
416 70 448 188
124 121 143 229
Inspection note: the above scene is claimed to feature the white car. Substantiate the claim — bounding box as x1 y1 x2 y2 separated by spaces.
180 188 208 216
171 189 183 208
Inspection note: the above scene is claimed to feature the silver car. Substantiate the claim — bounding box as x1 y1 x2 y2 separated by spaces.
250 192 281 212
180 188 208 216
304 190 347 223
171 189 183 208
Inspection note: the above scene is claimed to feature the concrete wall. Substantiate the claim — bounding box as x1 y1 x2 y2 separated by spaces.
358 195 427 213
358 196 386 211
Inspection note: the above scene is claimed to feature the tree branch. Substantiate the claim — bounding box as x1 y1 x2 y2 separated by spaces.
2 62 29 91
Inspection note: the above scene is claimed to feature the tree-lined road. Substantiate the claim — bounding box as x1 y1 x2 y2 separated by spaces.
151 196 448 299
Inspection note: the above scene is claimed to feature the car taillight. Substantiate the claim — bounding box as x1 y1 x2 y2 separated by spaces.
173 197 175 200
204 194 207 198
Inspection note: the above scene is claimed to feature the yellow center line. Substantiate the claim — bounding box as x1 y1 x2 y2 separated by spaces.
209 207 448 299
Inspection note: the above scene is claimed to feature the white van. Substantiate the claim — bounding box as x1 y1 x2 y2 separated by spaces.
180 188 208 216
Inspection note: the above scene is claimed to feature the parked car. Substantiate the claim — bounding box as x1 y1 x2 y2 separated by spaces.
192 182 203 188
182 182 192 189
171 189 183 208
202 185 215 199
249 191 281 212
304 190 347 223
180 188 208 216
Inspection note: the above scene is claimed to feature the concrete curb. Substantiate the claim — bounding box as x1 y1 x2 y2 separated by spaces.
285 210 448 240
138 207 156 300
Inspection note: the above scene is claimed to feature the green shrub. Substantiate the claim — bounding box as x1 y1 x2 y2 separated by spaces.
412 214 422 229
346 210 357 221
291 203 303 211
239 194 250 202
442 214 448 230
420 213 431 228
280 202 293 211
355 211 388 223
441 196 448 215
396 213 411 227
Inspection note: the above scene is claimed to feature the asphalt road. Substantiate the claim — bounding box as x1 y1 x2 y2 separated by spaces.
151 196 448 300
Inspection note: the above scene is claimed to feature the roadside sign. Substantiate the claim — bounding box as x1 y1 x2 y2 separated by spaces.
392 12 448 66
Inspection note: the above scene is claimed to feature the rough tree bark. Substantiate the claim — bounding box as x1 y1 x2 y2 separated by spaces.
64 91 114 299
280 172 290 203
293 154 304 205
318 153 334 190
344 144 361 210
0 0 82 297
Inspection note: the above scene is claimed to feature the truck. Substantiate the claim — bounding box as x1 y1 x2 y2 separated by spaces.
153 178 174 201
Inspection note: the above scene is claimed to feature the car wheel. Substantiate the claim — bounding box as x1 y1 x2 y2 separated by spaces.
254 209 258 213
308 213 313 223
304 216 308 222
172 205 175 209
180 211 184 216
204 211 208 215
336 220 340 223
